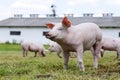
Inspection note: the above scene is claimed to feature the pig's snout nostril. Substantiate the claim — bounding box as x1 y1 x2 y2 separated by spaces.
45 33 52 38
45 32 55 40
45 33 51 36
44 32 48 36
45 32 49 36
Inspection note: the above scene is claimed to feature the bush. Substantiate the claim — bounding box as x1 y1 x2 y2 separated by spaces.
5 41 10 44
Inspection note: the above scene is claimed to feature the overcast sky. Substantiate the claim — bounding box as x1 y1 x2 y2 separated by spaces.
1 0 120 20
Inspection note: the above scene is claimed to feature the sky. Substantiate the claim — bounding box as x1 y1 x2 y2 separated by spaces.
0 0 120 20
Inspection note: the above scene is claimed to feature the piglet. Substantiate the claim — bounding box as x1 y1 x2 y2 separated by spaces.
48 42 77 58
100 36 120 59
48 42 62 58
21 41 46 57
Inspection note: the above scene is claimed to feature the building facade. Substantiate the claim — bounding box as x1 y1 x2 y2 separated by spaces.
0 13 120 44
0 27 50 44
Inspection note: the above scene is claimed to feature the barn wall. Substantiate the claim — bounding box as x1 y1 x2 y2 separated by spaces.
0 27 52 44
0 27 120 44
101 28 120 38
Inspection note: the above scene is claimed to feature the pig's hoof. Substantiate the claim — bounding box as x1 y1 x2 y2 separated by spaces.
80 69 85 72
59 56 62 58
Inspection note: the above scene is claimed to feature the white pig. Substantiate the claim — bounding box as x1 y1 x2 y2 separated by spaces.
48 42 62 58
21 41 46 57
48 42 77 58
100 36 120 58
45 17 102 71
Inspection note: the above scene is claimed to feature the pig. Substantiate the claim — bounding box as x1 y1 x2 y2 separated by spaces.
21 41 46 57
100 36 120 58
48 42 62 58
45 17 102 71
48 42 77 58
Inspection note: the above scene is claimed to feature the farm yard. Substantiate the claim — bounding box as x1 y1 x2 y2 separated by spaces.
0 43 119 80
1 0 120 80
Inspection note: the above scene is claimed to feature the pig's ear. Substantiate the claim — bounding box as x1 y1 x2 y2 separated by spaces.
62 17 71 27
46 23 55 29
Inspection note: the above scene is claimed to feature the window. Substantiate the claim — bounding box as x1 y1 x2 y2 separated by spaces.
10 31 21 35
118 32 120 37
43 31 48 36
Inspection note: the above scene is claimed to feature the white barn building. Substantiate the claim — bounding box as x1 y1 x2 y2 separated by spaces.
0 13 120 44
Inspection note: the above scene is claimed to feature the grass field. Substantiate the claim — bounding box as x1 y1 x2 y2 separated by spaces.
0 44 120 80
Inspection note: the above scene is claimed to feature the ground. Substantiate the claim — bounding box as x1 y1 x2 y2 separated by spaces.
0 44 120 80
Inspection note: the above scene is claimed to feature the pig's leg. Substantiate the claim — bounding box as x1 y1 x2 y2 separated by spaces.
22 50 26 57
57 52 62 58
100 48 104 57
116 52 119 59
26 51 28 57
62 51 69 69
22 47 27 57
92 41 101 69
39 50 45 57
34 52 37 57
23 49 28 57
41 51 46 57
77 46 85 72
116 49 120 59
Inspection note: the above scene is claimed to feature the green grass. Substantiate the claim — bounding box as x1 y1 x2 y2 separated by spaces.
0 43 21 51
0 44 120 80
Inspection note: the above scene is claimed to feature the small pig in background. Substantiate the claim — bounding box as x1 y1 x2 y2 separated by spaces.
48 42 77 58
100 36 120 59
48 42 62 58
21 41 46 57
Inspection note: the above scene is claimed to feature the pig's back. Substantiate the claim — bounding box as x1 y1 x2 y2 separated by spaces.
102 36 119 50
70 23 102 49
71 23 100 33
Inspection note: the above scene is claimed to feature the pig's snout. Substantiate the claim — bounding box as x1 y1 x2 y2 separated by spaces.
45 32 51 38
45 33 55 40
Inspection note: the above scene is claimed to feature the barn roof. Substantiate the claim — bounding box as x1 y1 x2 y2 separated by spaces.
0 17 120 28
